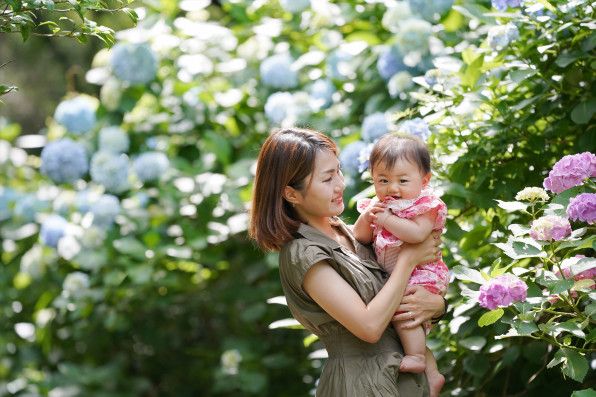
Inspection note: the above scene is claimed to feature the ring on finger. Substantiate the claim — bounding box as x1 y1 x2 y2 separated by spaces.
408 312 413 320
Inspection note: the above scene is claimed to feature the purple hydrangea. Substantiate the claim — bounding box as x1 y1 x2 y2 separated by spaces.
110 42 158 85
40 138 89 184
529 215 572 241
53 96 97 135
39 214 68 248
339 140 367 175
560 255 596 283
478 273 528 310
491 0 522 11
543 152 596 194
567 193 596 225
361 112 390 142
400 118 431 141
260 54 298 89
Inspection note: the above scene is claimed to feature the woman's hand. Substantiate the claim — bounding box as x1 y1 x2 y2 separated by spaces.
392 285 446 329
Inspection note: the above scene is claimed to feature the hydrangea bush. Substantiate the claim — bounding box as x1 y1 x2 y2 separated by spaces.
453 152 596 384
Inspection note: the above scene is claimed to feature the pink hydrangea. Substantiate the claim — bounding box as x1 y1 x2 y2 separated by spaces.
478 273 528 310
529 215 571 241
543 152 596 194
567 193 596 225
549 255 596 303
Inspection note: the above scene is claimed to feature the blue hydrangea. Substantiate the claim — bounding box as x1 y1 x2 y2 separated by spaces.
339 140 367 175
0 187 18 221
110 42 158 85
401 118 431 140
90 151 130 193
488 23 520 50
279 0 310 13
91 194 120 229
39 214 68 248
98 126 130 153
361 112 390 142
75 189 100 213
395 18 432 55
326 49 354 81
133 152 169 183
40 138 89 184
358 142 375 173
377 46 407 81
53 96 97 135
260 54 298 89
13 194 49 223
264 92 295 124
310 79 335 110
491 0 522 11
409 0 454 21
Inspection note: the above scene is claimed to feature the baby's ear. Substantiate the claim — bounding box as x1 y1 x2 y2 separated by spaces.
422 172 431 186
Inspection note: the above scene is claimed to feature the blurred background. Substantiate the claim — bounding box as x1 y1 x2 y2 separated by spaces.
0 0 594 395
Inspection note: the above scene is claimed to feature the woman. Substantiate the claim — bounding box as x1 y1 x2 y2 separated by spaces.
249 127 446 396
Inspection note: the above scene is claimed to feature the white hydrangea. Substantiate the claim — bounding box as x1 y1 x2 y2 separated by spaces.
133 152 170 183
221 349 242 375
90 151 130 193
110 42 159 85
91 194 121 229
395 18 432 55
62 272 90 299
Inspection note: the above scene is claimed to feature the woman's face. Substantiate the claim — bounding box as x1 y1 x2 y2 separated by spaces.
293 149 345 223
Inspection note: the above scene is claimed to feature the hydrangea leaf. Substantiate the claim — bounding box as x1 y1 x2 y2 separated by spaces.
463 354 490 377
571 99 596 124
458 336 487 351
478 308 503 327
452 265 489 284
495 200 527 213
560 348 589 382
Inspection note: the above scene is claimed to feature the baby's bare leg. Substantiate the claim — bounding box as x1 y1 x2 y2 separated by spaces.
425 347 445 397
393 321 426 373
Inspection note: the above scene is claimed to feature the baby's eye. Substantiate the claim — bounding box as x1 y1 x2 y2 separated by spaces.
400 179 408 183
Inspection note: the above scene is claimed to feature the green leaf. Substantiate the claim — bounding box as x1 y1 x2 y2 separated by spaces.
463 354 490 377
514 321 539 335
493 238 547 260
113 237 147 260
555 50 584 68
571 100 596 124
495 200 527 213
127 264 153 284
560 348 589 382
459 336 487 351
122 8 139 25
452 4 495 24
533 0 556 12
452 265 489 284
571 389 596 397
478 309 504 327
5 0 23 11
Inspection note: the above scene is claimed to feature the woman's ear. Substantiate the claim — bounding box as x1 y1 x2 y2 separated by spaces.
283 186 299 206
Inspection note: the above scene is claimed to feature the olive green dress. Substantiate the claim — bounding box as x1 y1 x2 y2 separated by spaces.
279 221 430 397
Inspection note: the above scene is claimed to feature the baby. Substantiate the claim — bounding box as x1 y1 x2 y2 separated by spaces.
353 132 448 397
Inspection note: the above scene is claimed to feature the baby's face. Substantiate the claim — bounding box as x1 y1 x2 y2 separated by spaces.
371 159 429 201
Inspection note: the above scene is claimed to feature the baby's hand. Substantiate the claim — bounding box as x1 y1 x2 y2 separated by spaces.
374 207 392 229
363 202 386 225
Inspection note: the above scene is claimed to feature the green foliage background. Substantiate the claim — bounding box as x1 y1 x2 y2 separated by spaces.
0 0 595 396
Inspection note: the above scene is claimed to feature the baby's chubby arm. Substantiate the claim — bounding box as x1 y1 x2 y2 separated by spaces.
353 201 386 244
376 208 437 243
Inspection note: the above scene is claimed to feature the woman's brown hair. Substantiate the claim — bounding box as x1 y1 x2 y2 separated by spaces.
249 127 338 252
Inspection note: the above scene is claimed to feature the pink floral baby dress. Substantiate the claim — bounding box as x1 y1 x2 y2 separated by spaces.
357 187 450 299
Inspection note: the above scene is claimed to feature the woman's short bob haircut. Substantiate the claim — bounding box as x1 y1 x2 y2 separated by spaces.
369 133 431 176
249 127 338 252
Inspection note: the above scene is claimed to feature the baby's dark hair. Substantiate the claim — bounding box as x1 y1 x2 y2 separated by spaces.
369 133 431 175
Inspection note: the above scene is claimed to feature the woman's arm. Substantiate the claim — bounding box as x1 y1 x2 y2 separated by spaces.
303 230 441 343
376 208 437 244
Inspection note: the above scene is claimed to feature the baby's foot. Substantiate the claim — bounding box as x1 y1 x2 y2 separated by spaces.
427 370 445 397
399 354 426 374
